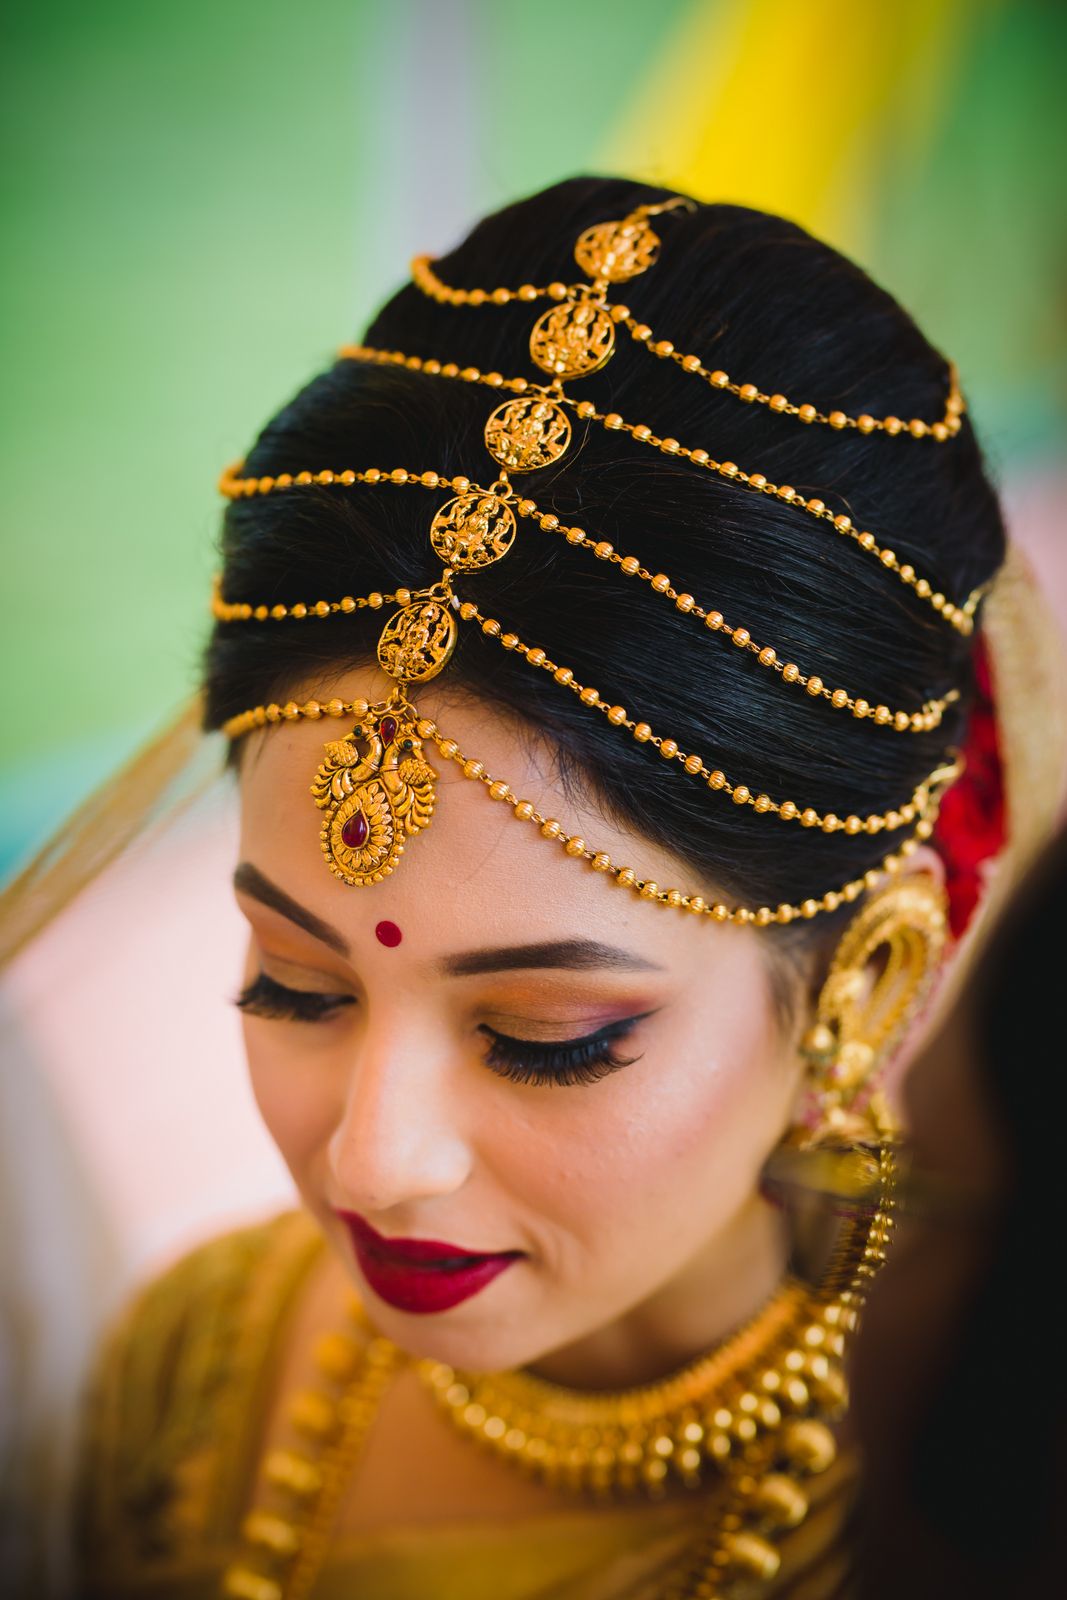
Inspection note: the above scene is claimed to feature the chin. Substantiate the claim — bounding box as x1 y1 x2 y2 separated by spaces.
352 1271 564 1374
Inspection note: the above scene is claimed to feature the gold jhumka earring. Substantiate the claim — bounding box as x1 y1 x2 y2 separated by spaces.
213 196 976 1600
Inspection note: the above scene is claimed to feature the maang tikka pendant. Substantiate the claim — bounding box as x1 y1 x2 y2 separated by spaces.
311 589 457 886
312 699 438 886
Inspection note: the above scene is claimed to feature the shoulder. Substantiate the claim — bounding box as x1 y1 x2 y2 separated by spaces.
73 1206 326 1594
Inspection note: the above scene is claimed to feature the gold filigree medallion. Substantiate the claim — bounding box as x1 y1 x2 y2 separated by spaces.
484 395 572 471
429 492 516 570
574 216 661 282
375 599 456 682
529 299 616 379
312 702 438 886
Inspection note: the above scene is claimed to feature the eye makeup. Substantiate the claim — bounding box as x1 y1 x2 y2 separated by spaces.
234 972 651 1087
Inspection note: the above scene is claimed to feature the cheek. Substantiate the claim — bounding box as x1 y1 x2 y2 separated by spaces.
243 1021 339 1178
489 987 792 1250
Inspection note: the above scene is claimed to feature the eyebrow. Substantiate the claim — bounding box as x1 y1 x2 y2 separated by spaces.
232 863 663 975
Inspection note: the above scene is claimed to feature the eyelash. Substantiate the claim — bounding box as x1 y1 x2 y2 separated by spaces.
234 972 644 1087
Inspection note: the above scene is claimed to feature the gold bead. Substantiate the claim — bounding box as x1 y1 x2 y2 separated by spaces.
651 573 671 592
829 410 847 429
723 1531 781 1581
681 354 701 372
438 738 459 759
607 704 627 725
314 1330 361 1381
540 818 562 838
222 1567 283 1600
564 837 586 856
462 758 485 779
751 1473 808 1529
615 867 636 888
769 393 788 411
732 627 750 647
806 497 825 514
591 852 612 871
675 592 695 612
264 1449 323 1498
782 1419 837 1474
513 800 534 821
709 368 729 387
758 646 777 665
684 753 703 774
800 808 818 828
705 610 724 630
620 555 640 575
707 769 726 790
579 686 600 705
652 339 674 357
884 415 903 435
857 413 876 433
633 722 652 742
739 383 759 402
782 663 799 683
488 780 510 801
241 1509 302 1557
659 738 678 758
749 472 767 490
831 688 848 708
290 603 308 619
732 785 751 806
639 881 660 899
553 667 573 685
806 675 824 696
798 403 817 423
779 800 798 821
594 540 614 559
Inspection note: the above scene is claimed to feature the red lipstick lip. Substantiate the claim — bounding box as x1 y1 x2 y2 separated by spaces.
335 1209 525 1315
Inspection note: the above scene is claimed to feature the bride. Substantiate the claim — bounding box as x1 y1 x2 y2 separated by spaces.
31 176 1060 1598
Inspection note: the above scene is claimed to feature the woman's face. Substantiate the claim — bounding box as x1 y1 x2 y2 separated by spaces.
234 668 805 1372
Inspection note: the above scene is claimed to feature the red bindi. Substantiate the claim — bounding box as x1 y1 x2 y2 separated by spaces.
375 919 403 948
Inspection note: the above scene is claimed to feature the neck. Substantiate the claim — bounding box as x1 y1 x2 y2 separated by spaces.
523 1191 789 1391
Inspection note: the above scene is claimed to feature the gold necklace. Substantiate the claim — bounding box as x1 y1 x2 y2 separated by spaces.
222 1149 895 1600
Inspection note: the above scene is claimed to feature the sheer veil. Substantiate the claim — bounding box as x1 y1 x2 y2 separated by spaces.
0 541 1064 1598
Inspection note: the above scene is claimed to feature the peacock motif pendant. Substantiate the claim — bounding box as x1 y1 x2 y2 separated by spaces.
311 702 437 886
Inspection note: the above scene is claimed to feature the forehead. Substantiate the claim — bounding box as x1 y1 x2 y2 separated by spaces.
235 673 742 975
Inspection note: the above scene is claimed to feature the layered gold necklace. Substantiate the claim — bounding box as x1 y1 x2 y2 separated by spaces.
221 1153 893 1600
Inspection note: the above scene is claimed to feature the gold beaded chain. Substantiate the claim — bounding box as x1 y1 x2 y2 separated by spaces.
221 1151 897 1600
410 252 966 444
450 595 950 838
335 346 985 637
220 693 958 928
214 467 958 735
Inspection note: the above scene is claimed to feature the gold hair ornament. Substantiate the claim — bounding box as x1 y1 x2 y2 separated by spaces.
410 197 965 442
331 347 985 636
212 471 958 735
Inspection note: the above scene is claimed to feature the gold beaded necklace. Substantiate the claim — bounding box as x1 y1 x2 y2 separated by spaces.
221 1150 894 1600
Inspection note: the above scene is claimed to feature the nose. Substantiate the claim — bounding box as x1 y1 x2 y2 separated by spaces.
327 1015 473 1216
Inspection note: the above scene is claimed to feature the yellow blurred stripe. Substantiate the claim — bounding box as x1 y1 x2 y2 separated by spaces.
601 0 982 249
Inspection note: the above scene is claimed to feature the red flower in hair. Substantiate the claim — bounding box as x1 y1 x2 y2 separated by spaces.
932 636 1006 937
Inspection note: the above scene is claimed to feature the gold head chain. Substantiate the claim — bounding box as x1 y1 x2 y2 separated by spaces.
213 197 972 926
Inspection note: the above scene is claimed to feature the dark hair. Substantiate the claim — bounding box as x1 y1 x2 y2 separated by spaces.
202 175 1004 932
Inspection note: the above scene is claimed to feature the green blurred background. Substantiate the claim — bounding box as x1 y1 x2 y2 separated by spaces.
2 0 1064 879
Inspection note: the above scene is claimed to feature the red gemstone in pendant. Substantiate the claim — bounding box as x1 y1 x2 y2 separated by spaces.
341 809 369 848
379 715 398 745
